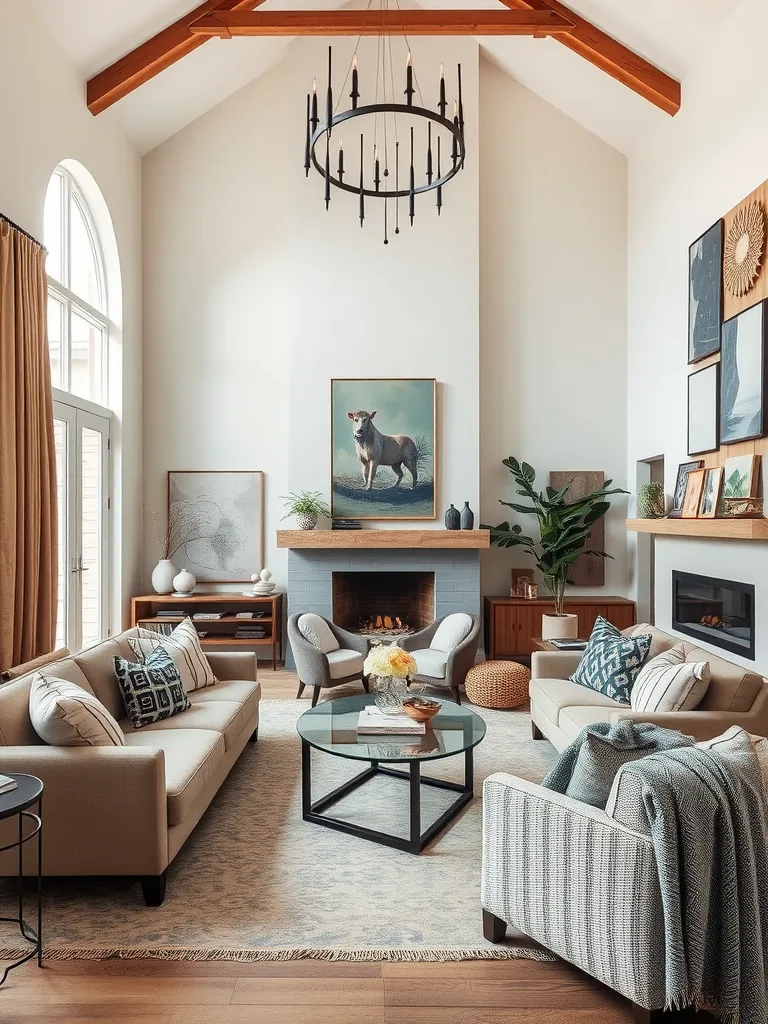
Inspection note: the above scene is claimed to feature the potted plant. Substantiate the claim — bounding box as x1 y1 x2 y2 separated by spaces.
281 491 332 531
482 459 627 640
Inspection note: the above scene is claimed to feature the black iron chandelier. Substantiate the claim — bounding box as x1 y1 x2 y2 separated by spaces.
303 2 466 244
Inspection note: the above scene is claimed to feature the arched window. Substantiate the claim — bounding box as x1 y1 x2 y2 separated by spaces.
44 166 109 404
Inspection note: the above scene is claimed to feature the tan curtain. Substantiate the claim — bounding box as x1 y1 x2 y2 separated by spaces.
0 216 57 672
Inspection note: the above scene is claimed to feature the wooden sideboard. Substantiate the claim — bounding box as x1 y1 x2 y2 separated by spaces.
484 595 636 659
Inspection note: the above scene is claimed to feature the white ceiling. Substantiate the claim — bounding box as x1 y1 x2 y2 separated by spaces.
31 0 745 154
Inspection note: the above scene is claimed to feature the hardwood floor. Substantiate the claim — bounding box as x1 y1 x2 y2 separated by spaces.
0 664 632 1022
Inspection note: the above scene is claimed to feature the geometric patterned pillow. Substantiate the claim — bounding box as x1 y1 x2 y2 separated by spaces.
128 618 217 692
113 647 190 730
570 616 652 705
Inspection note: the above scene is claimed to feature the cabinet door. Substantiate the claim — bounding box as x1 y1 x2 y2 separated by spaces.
606 604 636 631
571 604 605 639
492 606 518 657
516 603 554 654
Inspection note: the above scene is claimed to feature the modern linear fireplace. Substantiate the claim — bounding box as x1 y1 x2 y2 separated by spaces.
672 570 755 660
332 571 435 637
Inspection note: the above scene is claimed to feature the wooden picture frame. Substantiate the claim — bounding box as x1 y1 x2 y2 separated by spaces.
330 378 437 521
720 299 768 445
687 363 720 456
688 219 723 364
681 469 706 518
698 467 723 518
722 454 760 499
669 460 703 518
167 470 265 582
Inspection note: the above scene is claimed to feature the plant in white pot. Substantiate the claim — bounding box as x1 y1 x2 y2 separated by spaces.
482 458 627 640
281 491 332 531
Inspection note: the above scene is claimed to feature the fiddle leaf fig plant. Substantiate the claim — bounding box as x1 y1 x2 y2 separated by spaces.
481 458 628 616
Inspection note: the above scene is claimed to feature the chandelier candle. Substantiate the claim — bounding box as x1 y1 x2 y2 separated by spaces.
350 53 359 109
439 63 447 118
405 51 414 106
337 137 344 181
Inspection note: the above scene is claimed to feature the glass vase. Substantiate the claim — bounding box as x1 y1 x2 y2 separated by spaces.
371 675 409 713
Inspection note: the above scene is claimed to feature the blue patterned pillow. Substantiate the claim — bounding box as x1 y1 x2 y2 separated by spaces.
570 617 651 705
114 647 190 729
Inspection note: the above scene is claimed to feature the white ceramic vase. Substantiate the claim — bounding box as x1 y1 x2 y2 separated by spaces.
151 559 177 595
541 613 579 641
173 568 196 595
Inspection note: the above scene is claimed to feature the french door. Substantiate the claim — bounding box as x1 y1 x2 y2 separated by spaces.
53 398 110 652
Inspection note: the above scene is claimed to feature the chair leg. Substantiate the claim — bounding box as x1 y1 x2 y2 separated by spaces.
296 681 306 700
453 685 461 705
631 1005 688 1023
248 727 258 743
361 676 369 693
531 721 544 740
482 909 507 943
140 870 168 907
311 686 320 708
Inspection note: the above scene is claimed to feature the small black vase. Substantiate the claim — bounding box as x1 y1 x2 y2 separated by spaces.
460 502 475 530
444 504 460 530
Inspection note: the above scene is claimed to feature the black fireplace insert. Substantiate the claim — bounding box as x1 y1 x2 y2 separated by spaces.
672 570 755 660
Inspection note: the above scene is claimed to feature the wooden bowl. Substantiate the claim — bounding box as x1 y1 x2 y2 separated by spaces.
402 697 441 724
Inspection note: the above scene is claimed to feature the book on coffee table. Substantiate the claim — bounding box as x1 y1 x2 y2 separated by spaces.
357 707 425 735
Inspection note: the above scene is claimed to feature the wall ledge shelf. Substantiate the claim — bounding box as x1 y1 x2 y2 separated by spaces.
626 518 768 540
276 529 490 550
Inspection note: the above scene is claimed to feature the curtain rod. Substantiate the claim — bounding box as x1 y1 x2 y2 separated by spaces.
0 212 46 252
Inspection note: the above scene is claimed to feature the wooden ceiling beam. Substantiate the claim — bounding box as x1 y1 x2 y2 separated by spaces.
188 9 576 38
86 0 268 115
498 0 680 115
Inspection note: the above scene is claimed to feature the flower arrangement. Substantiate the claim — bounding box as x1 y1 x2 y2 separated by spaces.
363 644 417 680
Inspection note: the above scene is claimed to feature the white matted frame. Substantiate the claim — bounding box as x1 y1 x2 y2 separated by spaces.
687 363 720 456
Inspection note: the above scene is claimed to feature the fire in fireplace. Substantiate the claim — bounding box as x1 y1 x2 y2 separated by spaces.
672 571 755 660
332 571 435 636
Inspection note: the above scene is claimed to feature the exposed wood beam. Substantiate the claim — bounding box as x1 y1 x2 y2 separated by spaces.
498 0 680 115
86 0 268 116
188 9 575 38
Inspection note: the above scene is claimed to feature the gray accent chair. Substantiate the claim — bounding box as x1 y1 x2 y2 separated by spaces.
400 613 481 705
288 613 369 707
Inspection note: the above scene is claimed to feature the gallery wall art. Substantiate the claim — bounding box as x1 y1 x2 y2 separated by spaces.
168 471 264 582
688 220 723 363
720 300 767 445
687 363 719 456
330 378 437 520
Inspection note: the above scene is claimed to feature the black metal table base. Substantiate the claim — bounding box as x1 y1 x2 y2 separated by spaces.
0 800 43 985
301 740 473 854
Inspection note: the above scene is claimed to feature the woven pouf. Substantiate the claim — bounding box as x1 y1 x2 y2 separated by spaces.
465 660 531 710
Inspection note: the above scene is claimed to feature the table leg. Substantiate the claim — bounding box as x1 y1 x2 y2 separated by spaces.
17 811 22 937
301 740 311 817
465 745 474 796
37 796 42 967
409 762 421 853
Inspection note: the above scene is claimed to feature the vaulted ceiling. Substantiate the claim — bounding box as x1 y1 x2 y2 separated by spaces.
31 0 744 155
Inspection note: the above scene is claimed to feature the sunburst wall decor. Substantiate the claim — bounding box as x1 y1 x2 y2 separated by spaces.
724 199 766 298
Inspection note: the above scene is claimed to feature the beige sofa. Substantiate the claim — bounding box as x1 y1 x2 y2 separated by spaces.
531 622 768 751
0 628 260 905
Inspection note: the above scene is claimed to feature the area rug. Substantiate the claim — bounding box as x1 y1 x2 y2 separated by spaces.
1 698 557 962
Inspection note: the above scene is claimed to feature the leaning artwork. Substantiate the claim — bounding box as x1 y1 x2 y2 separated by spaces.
331 378 437 520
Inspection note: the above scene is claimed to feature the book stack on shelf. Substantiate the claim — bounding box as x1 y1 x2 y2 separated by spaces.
332 518 362 531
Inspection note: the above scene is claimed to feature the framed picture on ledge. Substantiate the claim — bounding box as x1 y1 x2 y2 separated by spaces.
669 460 704 518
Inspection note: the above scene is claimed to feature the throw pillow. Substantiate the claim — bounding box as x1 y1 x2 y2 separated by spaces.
297 614 340 654
570 616 651 705
114 647 190 730
630 644 711 713
128 617 217 692
565 726 658 808
430 613 473 653
29 673 125 747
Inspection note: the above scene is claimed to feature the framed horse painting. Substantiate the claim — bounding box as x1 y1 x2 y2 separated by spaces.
330 378 437 520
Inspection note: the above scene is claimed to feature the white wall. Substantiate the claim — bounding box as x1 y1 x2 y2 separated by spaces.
479 59 629 600
0 3 142 629
627 0 768 669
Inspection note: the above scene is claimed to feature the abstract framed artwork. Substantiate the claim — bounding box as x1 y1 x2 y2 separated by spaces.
167 471 265 582
681 469 706 519
720 300 768 445
688 219 723 364
331 378 437 520
698 467 723 518
669 460 703 518
722 454 760 499
687 363 720 456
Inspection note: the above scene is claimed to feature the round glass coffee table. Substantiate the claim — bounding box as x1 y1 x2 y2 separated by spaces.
296 693 486 854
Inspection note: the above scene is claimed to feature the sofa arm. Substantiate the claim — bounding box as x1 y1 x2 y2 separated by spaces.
0 746 167 877
531 650 583 678
610 707 754 741
482 772 665 1008
205 651 258 681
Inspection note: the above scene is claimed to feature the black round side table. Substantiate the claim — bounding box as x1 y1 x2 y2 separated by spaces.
0 775 43 984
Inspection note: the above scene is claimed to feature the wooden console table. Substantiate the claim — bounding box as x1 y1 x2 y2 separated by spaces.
131 593 284 670
484 595 635 659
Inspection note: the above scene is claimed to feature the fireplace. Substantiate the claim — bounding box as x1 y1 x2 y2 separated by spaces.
672 571 755 660
332 571 435 636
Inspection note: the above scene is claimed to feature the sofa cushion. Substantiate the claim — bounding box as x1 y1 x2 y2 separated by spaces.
530 677 621 728
0 659 93 746
124 728 225 827
631 645 711 713
297 614 339 654
129 619 217 692
326 649 365 680
430 613 473 654
412 649 448 679
122 698 254 751
571 617 651 705
74 636 137 721
29 673 125 747
679 644 764 712
559 704 623 740
114 648 191 730
190 678 261 707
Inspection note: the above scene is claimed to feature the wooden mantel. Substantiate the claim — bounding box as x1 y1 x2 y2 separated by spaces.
626 518 768 541
277 529 490 549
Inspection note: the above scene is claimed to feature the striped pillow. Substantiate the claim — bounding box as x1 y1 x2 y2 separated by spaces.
630 644 710 713
129 618 217 692
29 673 125 746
